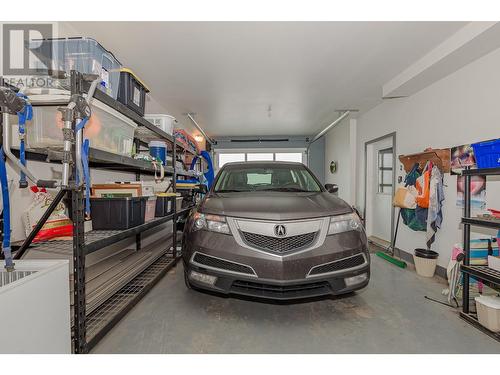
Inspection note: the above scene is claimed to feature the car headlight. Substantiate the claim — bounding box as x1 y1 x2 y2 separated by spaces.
193 212 231 234
328 212 363 235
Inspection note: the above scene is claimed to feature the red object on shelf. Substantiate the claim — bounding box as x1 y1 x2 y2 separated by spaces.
488 209 500 219
174 129 200 154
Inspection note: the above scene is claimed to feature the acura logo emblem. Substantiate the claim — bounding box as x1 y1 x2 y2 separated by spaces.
274 224 286 237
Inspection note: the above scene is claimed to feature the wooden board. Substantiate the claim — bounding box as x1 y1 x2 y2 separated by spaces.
399 148 451 173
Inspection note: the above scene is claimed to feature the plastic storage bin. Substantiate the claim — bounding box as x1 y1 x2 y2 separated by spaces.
155 194 175 217
31 37 122 99
144 196 157 222
117 68 149 116
19 93 137 156
144 114 176 135
475 295 500 332
90 197 147 230
472 138 500 169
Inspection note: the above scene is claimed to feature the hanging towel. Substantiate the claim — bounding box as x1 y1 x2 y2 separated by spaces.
426 165 444 249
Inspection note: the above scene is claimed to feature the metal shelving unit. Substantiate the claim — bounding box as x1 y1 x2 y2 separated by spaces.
86 254 177 348
13 147 198 177
1 72 198 353
460 166 500 343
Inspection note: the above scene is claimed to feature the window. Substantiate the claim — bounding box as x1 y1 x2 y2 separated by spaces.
218 153 245 167
247 153 274 161
217 151 305 168
378 147 393 194
275 152 303 163
214 164 321 193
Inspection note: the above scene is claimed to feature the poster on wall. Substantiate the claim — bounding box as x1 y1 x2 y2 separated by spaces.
450 144 477 175
456 175 486 209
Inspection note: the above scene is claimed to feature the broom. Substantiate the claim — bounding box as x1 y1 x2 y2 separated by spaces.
375 163 420 269
376 208 407 268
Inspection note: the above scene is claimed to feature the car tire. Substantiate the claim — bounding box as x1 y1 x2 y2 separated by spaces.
184 268 192 289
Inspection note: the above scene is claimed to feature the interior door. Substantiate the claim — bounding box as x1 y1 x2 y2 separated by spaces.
365 137 394 244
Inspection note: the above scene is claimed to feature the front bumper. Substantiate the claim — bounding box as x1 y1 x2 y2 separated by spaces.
185 261 370 300
182 224 370 300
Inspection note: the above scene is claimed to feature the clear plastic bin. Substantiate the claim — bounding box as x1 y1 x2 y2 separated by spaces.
144 114 176 135
12 93 137 156
31 37 122 99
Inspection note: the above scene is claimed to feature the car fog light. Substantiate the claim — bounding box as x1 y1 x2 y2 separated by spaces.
190 271 217 285
344 273 368 286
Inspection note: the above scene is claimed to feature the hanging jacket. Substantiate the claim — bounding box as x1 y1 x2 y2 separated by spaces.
416 162 431 208
426 165 445 249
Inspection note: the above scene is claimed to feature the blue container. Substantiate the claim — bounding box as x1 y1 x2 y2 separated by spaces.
149 141 167 166
472 138 500 169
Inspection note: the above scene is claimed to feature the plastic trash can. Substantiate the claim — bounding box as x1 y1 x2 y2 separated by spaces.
413 248 438 277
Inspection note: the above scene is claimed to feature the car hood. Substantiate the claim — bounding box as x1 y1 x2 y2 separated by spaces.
199 191 353 221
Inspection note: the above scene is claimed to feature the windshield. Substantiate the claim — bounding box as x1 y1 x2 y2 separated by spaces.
214 164 323 193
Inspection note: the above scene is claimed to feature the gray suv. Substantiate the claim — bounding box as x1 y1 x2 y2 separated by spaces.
182 161 370 300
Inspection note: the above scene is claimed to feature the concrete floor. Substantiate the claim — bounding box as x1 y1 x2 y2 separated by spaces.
92 255 500 353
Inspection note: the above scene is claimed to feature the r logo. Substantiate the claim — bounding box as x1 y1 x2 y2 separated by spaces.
2 23 53 75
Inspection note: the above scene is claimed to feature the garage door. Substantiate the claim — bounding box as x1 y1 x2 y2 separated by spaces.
216 150 305 168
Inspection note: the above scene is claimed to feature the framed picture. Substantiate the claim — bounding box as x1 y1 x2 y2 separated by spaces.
450 144 476 175
91 184 142 197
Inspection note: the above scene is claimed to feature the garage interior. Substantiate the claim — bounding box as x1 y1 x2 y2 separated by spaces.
1 18 500 356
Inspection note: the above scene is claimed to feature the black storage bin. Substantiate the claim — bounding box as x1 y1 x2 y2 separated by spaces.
117 68 149 116
90 197 147 230
155 196 175 217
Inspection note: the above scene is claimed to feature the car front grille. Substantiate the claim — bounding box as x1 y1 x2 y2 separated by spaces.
308 254 366 276
192 252 256 275
231 280 331 298
240 231 317 254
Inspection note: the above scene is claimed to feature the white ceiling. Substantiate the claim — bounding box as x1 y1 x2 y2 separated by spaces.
65 22 466 137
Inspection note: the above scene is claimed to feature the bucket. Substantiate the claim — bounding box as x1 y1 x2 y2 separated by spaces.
149 141 167 165
413 248 438 277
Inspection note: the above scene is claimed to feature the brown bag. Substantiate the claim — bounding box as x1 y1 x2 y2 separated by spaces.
393 186 417 209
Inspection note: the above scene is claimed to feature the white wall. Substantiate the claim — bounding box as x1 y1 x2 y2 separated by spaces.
355 47 500 267
324 119 357 203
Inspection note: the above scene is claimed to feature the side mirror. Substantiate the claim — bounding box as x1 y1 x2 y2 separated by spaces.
198 185 208 194
325 183 339 194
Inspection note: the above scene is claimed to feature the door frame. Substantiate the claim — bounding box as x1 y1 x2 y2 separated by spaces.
363 132 397 245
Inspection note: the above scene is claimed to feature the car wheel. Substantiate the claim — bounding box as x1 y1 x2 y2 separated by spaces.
184 268 192 289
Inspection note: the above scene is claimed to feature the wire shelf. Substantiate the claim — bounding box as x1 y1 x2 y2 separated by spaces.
86 254 176 347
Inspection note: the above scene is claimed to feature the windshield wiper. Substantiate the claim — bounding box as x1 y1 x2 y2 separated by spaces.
215 189 247 193
260 187 312 192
